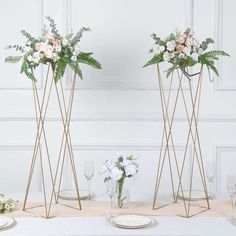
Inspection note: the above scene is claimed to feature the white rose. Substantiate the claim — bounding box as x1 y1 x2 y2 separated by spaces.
198 48 204 55
109 168 123 181
71 55 77 62
121 158 131 167
179 53 186 59
152 44 160 54
185 38 193 47
166 40 176 51
191 53 199 61
183 47 191 56
125 164 137 177
23 46 31 53
193 39 200 48
160 45 165 52
163 51 171 61
27 55 34 62
55 46 61 52
62 39 69 46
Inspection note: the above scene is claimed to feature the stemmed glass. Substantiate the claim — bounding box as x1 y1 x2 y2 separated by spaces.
106 180 116 219
84 161 94 200
206 161 216 199
227 175 236 220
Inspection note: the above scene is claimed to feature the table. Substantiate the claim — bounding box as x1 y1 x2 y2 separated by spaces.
1 199 236 236
1 216 236 236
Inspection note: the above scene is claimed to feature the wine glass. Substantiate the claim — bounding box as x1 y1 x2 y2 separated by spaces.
206 161 216 199
106 180 116 219
227 175 236 219
84 161 94 200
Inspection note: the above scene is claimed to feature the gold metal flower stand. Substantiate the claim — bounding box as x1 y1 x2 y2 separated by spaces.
22 64 81 218
153 64 210 218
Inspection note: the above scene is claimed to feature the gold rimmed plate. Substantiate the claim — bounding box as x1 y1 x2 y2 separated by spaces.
109 214 157 229
0 216 15 230
58 189 94 200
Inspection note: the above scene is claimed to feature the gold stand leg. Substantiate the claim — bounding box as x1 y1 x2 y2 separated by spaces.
22 65 81 218
47 70 82 217
153 64 210 218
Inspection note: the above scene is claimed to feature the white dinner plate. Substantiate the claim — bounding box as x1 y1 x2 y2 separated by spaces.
177 190 211 201
109 214 155 229
0 216 15 230
58 189 94 200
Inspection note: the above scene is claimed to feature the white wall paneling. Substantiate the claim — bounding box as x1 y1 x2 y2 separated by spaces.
0 144 41 194
0 0 236 202
214 145 236 197
213 0 236 91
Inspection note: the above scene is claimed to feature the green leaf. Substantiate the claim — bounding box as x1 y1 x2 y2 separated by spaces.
165 65 176 78
55 57 67 83
77 52 102 69
68 61 83 79
5 56 22 63
21 30 36 42
45 16 61 38
201 50 230 58
104 177 111 183
71 27 90 46
207 63 219 77
205 38 214 44
5 44 24 53
21 61 37 81
143 53 163 68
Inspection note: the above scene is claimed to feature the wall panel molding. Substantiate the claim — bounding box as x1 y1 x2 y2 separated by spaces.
214 144 236 196
213 0 236 91
1 0 44 90
0 143 41 192
0 111 236 122
65 0 194 90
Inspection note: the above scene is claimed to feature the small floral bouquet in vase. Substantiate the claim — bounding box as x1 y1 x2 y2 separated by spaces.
102 154 138 208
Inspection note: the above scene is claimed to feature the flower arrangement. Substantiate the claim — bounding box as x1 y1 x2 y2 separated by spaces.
0 195 15 213
5 16 102 82
143 28 229 79
102 154 138 208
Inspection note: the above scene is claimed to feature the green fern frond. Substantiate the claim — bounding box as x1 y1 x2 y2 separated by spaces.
202 50 230 58
68 61 83 79
143 54 163 68
20 61 37 81
55 57 67 83
77 52 102 69
71 27 90 46
5 56 22 63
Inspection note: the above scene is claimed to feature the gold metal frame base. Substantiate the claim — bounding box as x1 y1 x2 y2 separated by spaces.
152 64 210 218
22 65 82 218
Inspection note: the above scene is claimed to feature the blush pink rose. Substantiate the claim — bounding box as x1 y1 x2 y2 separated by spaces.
166 40 176 52
47 34 55 41
185 38 193 47
178 36 185 44
35 42 47 52
176 44 184 52
193 39 200 48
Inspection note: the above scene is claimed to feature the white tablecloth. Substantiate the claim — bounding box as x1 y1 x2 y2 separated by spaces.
1 216 236 236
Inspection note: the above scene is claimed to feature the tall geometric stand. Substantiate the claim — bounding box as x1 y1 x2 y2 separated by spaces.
22 64 81 218
153 64 210 218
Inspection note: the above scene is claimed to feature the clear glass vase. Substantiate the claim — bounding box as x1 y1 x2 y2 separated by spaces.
114 179 130 208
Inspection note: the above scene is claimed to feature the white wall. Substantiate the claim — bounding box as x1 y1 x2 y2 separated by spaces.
0 0 236 202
